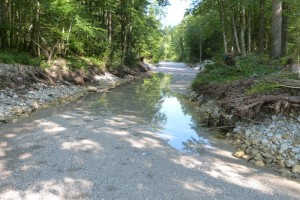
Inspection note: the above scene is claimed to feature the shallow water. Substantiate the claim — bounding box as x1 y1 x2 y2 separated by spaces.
80 73 217 154
2 73 219 154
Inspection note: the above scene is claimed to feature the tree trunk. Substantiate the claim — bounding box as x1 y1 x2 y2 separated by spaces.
107 10 112 43
240 0 246 57
281 2 288 56
270 0 282 59
230 10 241 54
29 1 40 55
247 3 251 54
0 0 8 49
258 0 265 54
218 0 228 54
199 41 202 63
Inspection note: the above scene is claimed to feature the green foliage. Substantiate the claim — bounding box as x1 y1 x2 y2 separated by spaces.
0 52 41 66
245 82 279 96
0 0 165 69
65 56 106 71
192 56 278 89
167 10 223 62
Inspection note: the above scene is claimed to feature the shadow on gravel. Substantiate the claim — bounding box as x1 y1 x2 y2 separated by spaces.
1 104 300 199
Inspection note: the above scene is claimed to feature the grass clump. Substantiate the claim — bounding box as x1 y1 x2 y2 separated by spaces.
245 82 279 96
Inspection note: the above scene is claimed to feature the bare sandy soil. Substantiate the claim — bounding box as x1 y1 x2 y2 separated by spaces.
0 62 299 200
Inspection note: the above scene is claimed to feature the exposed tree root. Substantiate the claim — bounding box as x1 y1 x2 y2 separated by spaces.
195 78 300 121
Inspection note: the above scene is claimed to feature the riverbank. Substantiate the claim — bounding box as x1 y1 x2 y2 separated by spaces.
188 59 300 179
0 62 148 126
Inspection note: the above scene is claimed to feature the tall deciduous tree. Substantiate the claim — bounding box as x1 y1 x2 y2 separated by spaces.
270 0 282 59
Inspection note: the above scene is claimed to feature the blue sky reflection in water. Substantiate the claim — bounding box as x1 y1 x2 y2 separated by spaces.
157 96 211 153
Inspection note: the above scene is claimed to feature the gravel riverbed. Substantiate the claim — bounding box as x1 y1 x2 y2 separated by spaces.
187 90 300 179
229 115 300 178
0 66 138 125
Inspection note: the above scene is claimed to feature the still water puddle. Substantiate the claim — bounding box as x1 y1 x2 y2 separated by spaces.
157 96 212 153
6 73 217 154
85 73 215 154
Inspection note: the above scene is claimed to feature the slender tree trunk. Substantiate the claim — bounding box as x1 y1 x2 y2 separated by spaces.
240 0 246 57
120 0 128 65
259 0 265 54
230 10 241 54
107 10 112 43
247 3 251 54
29 1 40 55
199 41 202 63
180 37 184 60
218 0 228 54
281 2 288 56
0 0 8 49
270 0 282 59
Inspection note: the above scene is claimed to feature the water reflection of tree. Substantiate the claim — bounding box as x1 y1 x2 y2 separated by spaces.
175 95 211 153
90 73 171 130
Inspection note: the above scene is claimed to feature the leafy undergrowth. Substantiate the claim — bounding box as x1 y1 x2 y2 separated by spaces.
192 56 278 89
0 51 41 66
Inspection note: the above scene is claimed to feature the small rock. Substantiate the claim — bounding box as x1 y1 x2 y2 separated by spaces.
281 143 289 151
261 139 269 146
242 154 251 161
286 159 297 168
277 160 286 168
87 86 98 92
251 139 259 145
251 149 258 156
292 165 300 174
254 160 265 167
13 95 18 99
264 158 273 164
261 152 272 158
233 150 245 158
11 119 18 124
280 169 292 178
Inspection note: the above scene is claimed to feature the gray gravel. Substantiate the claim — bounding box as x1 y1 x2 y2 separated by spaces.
0 62 300 199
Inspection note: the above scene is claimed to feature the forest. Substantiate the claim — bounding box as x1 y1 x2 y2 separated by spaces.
0 0 169 69
0 0 299 68
165 0 300 63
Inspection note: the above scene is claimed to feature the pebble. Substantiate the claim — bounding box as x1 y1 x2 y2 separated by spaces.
286 159 297 168
254 160 265 167
292 165 300 174
233 150 245 158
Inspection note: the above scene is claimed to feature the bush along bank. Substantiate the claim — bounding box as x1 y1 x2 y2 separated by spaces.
0 61 150 126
